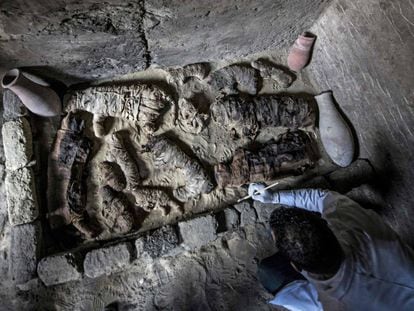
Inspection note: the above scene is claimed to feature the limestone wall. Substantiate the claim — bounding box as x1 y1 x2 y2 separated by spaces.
0 0 331 84
307 0 414 245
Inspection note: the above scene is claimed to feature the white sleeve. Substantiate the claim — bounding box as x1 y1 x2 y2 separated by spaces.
269 280 323 311
276 189 329 213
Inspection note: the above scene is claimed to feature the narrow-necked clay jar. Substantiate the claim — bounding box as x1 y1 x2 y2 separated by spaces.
1 69 61 117
287 32 316 72
315 91 355 167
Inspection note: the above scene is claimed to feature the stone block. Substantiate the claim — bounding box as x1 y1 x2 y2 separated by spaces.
2 90 28 121
9 221 42 284
2 117 32 171
5 167 38 226
84 243 133 279
234 201 257 226
37 253 82 286
178 215 217 249
253 201 275 223
222 208 240 231
136 225 180 259
225 232 256 261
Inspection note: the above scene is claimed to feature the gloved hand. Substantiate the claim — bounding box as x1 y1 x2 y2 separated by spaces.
248 183 278 203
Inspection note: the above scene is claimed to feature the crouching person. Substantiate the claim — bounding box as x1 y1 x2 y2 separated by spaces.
249 184 414 311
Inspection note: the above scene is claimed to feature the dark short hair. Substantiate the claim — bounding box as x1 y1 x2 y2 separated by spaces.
269 207 343 274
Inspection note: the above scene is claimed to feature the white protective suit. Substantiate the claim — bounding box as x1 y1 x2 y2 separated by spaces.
249 185 414 311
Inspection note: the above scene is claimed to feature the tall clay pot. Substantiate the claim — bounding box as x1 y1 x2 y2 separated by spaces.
287 32 316 72
315 91 355 167
1 69 61 117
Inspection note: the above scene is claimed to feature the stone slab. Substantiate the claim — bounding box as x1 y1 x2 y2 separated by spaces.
2 118 32 171
9 221 42 284
38 253 82 286
5 167 38 226
2 90 28 122
234 201 257 226
252 201 275 223
178 215 217 249
84 243 133 279
222 208 240 231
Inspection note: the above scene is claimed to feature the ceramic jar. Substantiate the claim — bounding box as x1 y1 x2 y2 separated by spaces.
1 69 61 117
315 91 355 167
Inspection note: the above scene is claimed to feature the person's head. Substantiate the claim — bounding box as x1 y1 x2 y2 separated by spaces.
269 207 343 275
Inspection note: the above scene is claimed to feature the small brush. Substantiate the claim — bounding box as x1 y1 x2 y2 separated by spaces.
237 181 281 203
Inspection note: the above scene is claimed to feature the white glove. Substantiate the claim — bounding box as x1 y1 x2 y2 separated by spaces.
248 183 279 203
248 184 329 213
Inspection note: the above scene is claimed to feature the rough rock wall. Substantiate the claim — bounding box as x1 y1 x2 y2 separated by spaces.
0 0 331 84
144 0 331 66
0 0 148 84
307 0 414 245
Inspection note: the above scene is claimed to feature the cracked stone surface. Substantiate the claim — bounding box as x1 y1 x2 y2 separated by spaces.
178 215 218 249
37 253 82 286
234 201 258 226
0 0 148 84
0 0 329 84
9 221 42 285
144 0 329 66
222 208 240 231
2 91 27 122
83 243 133 279
2 118 32 171
5 167 38 226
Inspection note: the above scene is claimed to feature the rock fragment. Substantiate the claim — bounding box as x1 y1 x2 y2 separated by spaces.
234 201 257 226
9 221 42 284
6 167 38 226
223 208 240 230
252 201 276 223
37 253 82 286
2 90 28 121
84 243 133 278
178 215 218 249
2 117 32 171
